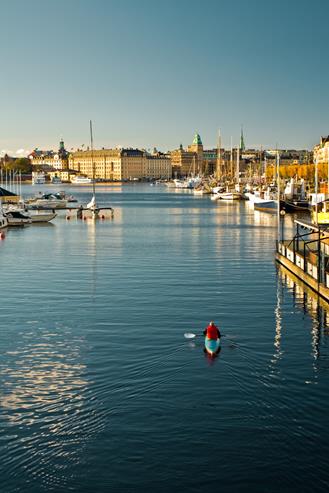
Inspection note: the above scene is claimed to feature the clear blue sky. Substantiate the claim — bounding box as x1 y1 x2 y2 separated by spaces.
1 0 328 154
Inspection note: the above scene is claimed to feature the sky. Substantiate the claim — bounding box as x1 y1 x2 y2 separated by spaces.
0 0 328 155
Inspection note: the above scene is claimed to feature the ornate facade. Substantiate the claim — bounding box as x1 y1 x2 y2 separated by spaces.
29 140 69 169
170 133 205 177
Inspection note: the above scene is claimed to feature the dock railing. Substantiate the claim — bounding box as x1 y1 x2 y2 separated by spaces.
277 219 329 291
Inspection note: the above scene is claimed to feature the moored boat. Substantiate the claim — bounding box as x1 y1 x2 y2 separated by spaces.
253 199 277 212
29 211 57 223
4 210 32 226
281 199 310 213
217 191 244 200
27 193 67 209
32 172 46 185
71 175 93 184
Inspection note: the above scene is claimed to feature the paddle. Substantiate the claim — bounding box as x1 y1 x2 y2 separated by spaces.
184 332 226 339
184 332 236 345
184 332 202 339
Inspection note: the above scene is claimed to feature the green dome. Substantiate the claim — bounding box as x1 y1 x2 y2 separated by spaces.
193 133 202 145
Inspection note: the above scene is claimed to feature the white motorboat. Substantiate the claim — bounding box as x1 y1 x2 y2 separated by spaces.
4 210 32 226
216 191 244 200
71 175 93 184
253 188 278 213
173 176 202 189
4 203 57 223
29 211 57 223
244 186 277 211
32 172 46 184
27 193 67 209
253 198 277 212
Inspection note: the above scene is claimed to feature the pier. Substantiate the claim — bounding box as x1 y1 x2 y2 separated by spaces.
276 219 329 302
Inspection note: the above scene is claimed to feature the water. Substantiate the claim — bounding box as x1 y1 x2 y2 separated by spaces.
1 184 329 492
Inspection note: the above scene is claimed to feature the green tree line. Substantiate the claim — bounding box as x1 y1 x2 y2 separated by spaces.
1 158 33 174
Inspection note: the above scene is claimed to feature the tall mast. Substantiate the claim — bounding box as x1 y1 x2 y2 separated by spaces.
230 136 233 179
216 128 221 180
259 145 262 183
90 120 96 197
236 145 240 185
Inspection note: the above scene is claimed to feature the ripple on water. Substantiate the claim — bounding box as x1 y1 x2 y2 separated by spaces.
0 325 105 491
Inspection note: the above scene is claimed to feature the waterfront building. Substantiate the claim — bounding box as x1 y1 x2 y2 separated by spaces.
187 133 204 171
203 148 218 176
68 148 171 181
170 133 205 177
145 151 172 180
313 136 329 164
48 169 76 183
29 140 69 170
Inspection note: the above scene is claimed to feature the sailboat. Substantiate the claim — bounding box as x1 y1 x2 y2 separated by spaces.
87 120 100 219
76 120 114 220
212 144 244 200
254 152 280 213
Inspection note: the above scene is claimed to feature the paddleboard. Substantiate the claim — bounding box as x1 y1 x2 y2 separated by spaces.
204 337 221 356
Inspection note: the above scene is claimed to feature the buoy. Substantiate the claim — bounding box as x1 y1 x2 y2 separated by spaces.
66 216 70 220
101 215 105 219
0 231 6 240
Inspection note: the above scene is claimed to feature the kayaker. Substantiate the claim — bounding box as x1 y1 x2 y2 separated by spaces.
203 321 221 340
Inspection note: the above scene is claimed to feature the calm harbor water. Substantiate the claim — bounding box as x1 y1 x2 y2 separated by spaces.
1 183 329 492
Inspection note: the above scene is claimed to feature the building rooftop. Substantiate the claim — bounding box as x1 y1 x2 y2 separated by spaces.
192 133 202 145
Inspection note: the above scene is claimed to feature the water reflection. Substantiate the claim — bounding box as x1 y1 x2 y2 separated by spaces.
0 324 102 490
273 276 283 359
277 264 329 361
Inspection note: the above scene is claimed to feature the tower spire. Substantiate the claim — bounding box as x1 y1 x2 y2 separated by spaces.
240 126 245 151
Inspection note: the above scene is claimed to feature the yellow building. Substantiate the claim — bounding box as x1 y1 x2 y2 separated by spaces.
69 149 122 180
145 153 172 179
68 148 171 181
29 140 69 169
171 133 204 177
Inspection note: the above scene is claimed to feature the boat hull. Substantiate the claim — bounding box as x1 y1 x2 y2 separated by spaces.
204 337 221 356
217 192 244 200
30 212 57 223
281 200 310 213
4 211 32 226
254 200 277 213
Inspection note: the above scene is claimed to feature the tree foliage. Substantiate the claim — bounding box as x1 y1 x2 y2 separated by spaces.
4 158 32 173
265 163 328 183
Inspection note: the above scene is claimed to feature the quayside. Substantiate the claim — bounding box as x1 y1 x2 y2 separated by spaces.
276 218 329 303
